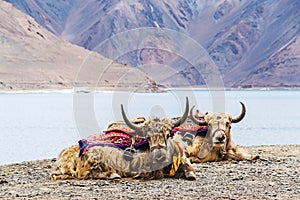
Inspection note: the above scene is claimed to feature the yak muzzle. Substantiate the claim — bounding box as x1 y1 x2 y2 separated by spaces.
123 147 137 161
212 130 227 145
152 148 167 163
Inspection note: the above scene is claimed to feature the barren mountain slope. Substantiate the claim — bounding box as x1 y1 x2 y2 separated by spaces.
5 0 300 89
0 1 158 91
234 35 300 88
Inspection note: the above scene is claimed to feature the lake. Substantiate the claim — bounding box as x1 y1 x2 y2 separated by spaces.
0 90 299 165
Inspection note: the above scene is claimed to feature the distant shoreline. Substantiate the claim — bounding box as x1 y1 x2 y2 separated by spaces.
166 86 300 91
1 86 300 94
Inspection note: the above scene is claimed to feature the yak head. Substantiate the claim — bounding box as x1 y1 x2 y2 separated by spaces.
121 97 189 163
190 102 246 147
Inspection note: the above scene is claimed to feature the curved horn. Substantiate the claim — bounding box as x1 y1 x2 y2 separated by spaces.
121 104 142 132
173 97 190 127
232 102 246 123
190 105 207 126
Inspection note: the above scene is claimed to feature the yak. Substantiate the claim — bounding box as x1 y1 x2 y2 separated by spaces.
184 102 260 163
50 98 196 180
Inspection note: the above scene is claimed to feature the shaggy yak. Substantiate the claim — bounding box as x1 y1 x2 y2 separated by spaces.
183 102 260 163
50 98 196 180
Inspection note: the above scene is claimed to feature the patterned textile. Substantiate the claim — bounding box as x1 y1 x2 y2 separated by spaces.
172 117 208 137
79 120 149 156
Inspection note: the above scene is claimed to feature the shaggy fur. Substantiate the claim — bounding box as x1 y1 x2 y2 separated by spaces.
50 145 125 180
139 117 173 150
50 117 196 180
186 112 259 163
50 133 195 180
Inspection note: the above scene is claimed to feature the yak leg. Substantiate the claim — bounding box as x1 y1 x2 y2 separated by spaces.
188 152 220 163
92 167 122 180
77 169 122 180
77 154 123 180
90 171 121 180
50 172 75 180
227 146 260 161
188 155 208 163
181 157 196 180
109 172 122 179
185 170 196 180
76 160 117 180
183 161 196 180
50 161 78 180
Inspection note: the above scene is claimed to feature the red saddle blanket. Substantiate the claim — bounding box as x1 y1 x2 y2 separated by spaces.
78 120 148 156
171 117 208 137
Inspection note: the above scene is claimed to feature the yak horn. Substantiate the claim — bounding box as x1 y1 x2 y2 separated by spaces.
190 105 207 126
232 102 246 123
172 97 190 127
121 104 142 134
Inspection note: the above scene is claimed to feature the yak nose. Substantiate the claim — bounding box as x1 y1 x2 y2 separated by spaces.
216 135 226 142
123 148 137 161
153 149 167 162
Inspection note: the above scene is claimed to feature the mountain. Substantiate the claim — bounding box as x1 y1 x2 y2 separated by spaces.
3 0 76 35
5 0 300 89
191 0 300 88
234 35 300 88
0 1 159 92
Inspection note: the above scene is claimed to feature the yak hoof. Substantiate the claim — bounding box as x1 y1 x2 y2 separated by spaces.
185 171 196 180
110 173 121 180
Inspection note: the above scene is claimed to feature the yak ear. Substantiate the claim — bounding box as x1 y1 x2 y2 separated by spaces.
227 115 233 122
201 112 209 120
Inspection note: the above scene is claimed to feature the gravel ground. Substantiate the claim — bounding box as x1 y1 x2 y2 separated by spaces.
0 145 299 200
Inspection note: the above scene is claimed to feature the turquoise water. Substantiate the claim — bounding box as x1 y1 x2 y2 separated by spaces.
1 90 299 165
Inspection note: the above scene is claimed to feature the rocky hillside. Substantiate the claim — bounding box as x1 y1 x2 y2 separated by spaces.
0 1 159 92
4 0 300 89
192 0 300 88
233 35 300 88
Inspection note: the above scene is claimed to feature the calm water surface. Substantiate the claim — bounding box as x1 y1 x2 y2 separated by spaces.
0 90 299 165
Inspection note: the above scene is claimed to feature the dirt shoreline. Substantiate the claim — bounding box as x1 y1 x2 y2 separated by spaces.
1 85 300 94
0 145 299 200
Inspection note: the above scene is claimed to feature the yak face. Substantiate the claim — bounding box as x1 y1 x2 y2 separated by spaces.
204 113 232 146
141 118 173 163
121 97 189 164
190 102 246 147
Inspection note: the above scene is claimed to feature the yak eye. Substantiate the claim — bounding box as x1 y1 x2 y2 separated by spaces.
226 122 231 129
